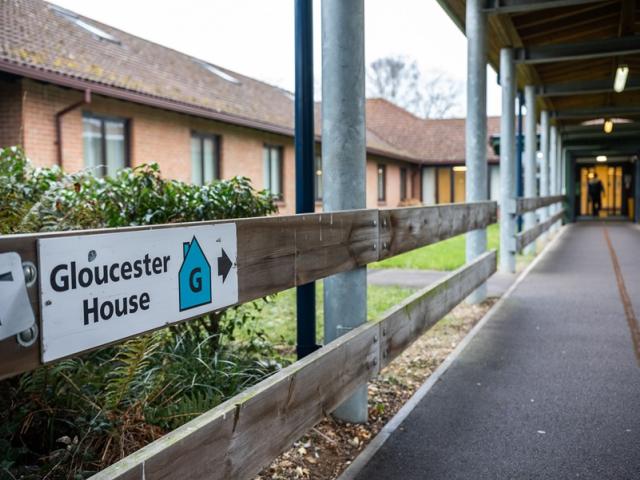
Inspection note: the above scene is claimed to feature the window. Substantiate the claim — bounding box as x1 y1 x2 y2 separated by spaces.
51 5 120 44
315 154 323 201
453 166 466 203
82 113 128 177
377 164 386 202
437 167 452 203
191 133 220 185
421 167 436 205
264 145 283 199
400 167 408 200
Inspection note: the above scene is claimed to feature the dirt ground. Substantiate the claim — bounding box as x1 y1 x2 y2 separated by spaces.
256 298 497 480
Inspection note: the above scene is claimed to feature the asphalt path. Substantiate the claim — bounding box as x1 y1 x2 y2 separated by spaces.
355 223 640 479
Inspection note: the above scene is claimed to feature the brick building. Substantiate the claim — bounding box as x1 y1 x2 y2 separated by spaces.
0 0 500 213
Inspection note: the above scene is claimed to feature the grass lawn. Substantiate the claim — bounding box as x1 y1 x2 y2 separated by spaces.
370 223 500 271
238 283 415 348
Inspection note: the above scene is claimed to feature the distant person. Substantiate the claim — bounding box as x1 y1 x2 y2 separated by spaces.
588 173 604 217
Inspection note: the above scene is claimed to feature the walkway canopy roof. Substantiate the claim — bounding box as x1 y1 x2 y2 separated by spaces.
438 0 640 155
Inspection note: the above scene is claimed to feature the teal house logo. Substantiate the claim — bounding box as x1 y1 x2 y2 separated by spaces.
179 237 212 311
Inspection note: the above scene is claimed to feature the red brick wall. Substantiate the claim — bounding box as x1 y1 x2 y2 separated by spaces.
17 79 419 214
0 76 24 149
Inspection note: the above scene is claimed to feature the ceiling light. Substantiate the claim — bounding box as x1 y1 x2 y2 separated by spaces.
604 119 614 134
596 155 607 162
614 65 629 93
453 166 467 172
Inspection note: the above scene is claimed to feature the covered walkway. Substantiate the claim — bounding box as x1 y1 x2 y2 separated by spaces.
352 222 640 479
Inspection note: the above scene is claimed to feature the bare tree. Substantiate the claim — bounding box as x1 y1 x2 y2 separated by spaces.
417 71 462 119
367 56 422 111
366 55 462 119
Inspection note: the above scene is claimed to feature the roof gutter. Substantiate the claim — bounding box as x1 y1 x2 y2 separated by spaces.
1 59 425 166
0 59 295 137
55 88 91 166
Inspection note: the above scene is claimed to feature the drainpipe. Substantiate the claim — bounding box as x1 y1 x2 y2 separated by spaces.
55 89 91 167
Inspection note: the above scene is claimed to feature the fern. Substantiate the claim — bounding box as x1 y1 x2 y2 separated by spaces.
104 334 162 411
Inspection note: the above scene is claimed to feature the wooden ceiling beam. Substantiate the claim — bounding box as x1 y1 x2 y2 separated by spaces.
482 0 605 14
538 77 640 96
515 35 640 64
553 105 640 119
513 1 618 30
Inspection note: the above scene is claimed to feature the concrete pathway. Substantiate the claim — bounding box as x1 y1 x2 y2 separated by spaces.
354 222 640 479
368 268 516 298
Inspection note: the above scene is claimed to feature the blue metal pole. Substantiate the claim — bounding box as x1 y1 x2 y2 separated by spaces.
516 90 524 231
294 0 318 359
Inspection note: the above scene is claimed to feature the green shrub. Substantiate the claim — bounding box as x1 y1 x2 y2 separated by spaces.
0 147 282 479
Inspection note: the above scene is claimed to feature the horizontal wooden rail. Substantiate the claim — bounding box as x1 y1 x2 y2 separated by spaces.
516 209 565 252
0 201 496 380
91 250 497 480
514 195 565 215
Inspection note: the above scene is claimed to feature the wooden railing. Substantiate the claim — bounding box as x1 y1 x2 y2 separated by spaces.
514 194 565 215
510 195 565 252
0 201 498 479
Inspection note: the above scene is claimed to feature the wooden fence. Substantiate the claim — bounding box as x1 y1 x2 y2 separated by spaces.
513 195 565 215
511 195 566 252
0 202 496 380
0 201 498 479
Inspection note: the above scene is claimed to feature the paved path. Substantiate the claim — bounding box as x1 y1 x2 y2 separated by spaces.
355 223 640 479
368 268 516 297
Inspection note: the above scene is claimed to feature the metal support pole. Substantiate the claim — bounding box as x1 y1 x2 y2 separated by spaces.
524 84 537 254
499 48 516 273
321 0 367 423
516 91 524 232
566 149 576 222
294 0 318 359
635 157 640 223
549 125 559 232
560 136 566 196
539 110 550 241
465 0 488 303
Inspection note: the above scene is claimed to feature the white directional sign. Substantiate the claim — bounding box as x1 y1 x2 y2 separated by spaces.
38 224 238 362
0 252 35 341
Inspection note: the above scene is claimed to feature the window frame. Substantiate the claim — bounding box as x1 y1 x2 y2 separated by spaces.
190 131 221 185
400 167 408 201
263 144 284 200
82 111 130 177
377 163 387 202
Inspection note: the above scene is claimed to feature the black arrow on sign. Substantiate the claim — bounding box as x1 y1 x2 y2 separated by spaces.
0 271 13 282
218 248 232 283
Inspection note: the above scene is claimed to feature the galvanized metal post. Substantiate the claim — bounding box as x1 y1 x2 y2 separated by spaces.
294 0 319 360
636 157 640 223
499 48 516 274
539 110 550 242
524 85 537 254
321 0 368 423
465 0 488 302
567 149 576 222
549 125 559 232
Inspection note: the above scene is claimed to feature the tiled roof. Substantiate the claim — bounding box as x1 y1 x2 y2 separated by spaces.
366 98 500 164
0 0 295 129
0 0 498 165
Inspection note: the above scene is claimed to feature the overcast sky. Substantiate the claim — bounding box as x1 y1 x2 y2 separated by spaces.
49 0 502 117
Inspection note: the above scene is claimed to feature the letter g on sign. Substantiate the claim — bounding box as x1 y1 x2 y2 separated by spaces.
189 267 202 293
